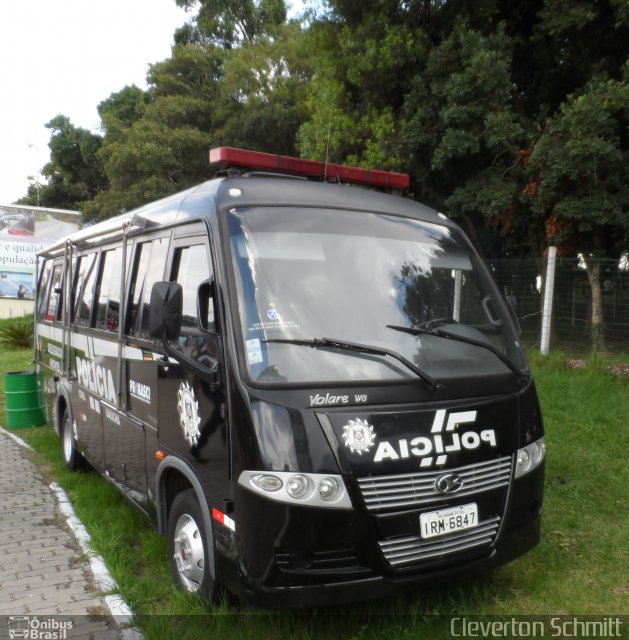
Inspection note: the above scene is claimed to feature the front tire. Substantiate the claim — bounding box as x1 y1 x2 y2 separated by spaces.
168 489 219 601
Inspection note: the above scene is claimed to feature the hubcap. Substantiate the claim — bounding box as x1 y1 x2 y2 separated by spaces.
173 513 205 591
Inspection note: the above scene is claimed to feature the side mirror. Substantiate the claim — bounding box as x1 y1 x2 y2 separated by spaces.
149 282 183 340
198 278 218 333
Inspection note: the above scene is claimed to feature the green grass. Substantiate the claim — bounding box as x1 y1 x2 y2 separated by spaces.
2 332 628 638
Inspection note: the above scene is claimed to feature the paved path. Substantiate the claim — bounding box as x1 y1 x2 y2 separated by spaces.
0 427 124 638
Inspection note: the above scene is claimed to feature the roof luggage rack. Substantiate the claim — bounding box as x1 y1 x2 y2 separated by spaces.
209 147 410 190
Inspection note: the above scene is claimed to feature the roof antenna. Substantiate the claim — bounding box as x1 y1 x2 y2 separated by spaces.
324 111 332 182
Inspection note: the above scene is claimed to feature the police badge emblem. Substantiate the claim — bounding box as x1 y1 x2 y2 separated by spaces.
177 381 201 446
341 418 375 455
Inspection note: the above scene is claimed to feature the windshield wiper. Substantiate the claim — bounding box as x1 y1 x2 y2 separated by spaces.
386 324 529 381
263 336 443 391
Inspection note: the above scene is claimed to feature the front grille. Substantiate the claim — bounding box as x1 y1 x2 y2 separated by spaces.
357 456 512 512
378 515 501 567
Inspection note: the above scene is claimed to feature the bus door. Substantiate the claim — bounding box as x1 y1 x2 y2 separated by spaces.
156 234 228 505
106 234 168 502
79 243 145 500
70 250 106 467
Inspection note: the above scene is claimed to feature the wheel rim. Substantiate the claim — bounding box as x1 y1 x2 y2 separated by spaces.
173 513 205 592
63 419 73 463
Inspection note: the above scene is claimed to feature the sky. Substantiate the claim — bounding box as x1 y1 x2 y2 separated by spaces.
0 0 190 206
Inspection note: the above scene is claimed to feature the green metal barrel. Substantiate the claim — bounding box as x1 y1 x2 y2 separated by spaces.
4 370 46 428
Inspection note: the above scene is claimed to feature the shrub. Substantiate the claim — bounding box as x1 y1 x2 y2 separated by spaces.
0 321 34 349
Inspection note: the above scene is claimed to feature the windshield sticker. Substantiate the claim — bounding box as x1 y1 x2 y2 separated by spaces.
342 418 376 455
266 305 281 321
246 338 264 365
177 381 201 447
249 320 300 332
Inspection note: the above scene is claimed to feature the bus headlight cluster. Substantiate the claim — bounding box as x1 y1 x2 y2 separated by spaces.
241 471 351 508
515 437 545 478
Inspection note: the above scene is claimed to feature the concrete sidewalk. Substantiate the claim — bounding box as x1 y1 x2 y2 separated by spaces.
0 427 125 638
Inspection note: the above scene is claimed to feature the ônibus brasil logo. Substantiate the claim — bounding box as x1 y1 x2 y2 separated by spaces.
340 409 497 468
8 616 73 640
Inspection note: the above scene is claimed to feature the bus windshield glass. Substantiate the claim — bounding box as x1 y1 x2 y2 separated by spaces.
227 208 527 385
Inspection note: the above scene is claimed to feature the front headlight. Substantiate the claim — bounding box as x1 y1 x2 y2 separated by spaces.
240 471 352 508
318 477 340 501
286 474 310 499
515 436 545 478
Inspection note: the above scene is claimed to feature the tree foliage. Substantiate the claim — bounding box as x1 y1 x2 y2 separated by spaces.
83 44 223 219
174 0 286 48
81 3 310 220
23 0 629 350
19 115 107 210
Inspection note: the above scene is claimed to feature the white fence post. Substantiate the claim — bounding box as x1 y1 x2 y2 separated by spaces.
540 246 557 355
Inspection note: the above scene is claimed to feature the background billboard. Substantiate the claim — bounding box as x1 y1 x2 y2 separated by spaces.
0 204 81 300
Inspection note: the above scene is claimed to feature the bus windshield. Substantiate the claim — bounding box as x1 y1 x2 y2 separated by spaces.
227 207 527 385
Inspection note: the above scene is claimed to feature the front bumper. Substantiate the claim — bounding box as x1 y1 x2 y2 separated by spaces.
219 463 544 608
237 511 541 609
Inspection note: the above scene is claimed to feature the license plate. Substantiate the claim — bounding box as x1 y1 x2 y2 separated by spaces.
420 503 478 539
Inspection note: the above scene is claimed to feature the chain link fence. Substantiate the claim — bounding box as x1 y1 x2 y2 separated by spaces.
488 256 629 355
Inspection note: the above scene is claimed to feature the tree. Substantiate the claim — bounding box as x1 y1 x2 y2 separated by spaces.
219 22 312 156
174 0 287 48
401 23 531 258
83 44 225 220
84 10 311 221
19 115 107 210
527 76 629 351
98 85 148 132
297 2 423 170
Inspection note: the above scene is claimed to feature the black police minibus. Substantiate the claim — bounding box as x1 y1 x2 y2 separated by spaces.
34 147 544 608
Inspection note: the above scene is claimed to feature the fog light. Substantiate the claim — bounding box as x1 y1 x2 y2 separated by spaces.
254 475 282 492
286 474 309 498
318 477 339 501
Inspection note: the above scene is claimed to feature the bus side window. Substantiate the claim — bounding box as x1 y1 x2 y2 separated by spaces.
129 238 168 339
73 253 98 327
45 262 64 322
36 260 53 321
95 247 124 332
169 244 214 363
127 242 151 335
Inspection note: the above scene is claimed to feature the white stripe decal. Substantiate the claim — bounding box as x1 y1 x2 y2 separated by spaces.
72 333 89 353
123 346 149 361
92 338 119 358
37 323 158 363
36 323 63 342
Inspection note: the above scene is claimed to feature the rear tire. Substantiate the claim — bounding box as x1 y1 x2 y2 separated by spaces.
168 489 219 601
60 409 85 471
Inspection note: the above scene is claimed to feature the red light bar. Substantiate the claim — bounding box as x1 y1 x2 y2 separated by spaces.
209 147 410 190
